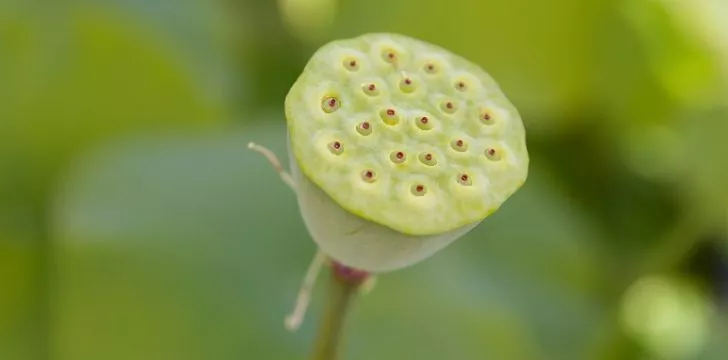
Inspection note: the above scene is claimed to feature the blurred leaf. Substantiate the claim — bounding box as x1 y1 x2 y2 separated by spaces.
51 118 310 360
596 0 726 127
699 315 728 360
389 165 610 360
279 0 338 43
89 0 246 105
325 0 613 134
0 0 240 205
678 111 728 226
0 2 244 359
590 0 728 270
658 0 728 85
619 0 723 107
0 241 42 360
619 274 714 360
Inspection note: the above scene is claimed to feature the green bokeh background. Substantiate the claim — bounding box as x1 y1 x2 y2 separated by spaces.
1 0 727 359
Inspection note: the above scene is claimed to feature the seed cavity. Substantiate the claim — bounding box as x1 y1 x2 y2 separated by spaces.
362 83 380 96
424 62 438 74
485 147 501 160
380 108 399 125
411 184 427 196
418 152 437 166
321 96 340 113
451 139 468 152
382 49 398 64
454 80 468 92
399 77 416 93
440 100 457 114
343 58 359 71
458 173 472 186
480 110 494 125
390 150 407 164
361 170 377 183
415 116 433 130
356 121 372 136
328 141 344 155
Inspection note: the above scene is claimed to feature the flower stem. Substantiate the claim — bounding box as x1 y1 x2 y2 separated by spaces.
309 262 369 360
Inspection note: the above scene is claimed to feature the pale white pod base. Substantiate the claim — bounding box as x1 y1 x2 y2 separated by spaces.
289 142 479 273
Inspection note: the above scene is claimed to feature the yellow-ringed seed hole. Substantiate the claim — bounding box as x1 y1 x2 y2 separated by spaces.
399 77 416 93
416 116 432 130
411 184 427 196
485 147 502 161
418 152 437 166
382 49 398 64
454 80 468 92
361 170 377 183
480 110 495 125
380 108 399 125
424 62 438 74
458 173 472 186
328 141 344 155
451 139 468 152
343 58 359 71
356 121 372 136
390 150 407 164
321 96 340 113
362 83 380 96
440 100 457 114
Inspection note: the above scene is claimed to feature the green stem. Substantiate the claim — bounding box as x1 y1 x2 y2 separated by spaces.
309 263 368 360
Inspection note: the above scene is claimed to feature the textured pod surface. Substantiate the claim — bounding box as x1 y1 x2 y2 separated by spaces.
285 33 528 236
289 144 479 272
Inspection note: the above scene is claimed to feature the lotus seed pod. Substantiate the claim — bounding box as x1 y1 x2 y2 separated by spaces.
285 33 529 272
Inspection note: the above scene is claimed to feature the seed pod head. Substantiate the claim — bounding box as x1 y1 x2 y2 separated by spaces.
285 33 529 272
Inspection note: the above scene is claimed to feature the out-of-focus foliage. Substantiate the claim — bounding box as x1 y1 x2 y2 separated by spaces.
1 0 727 360
1 0 243 359
620 275 714 360
329 0 612 134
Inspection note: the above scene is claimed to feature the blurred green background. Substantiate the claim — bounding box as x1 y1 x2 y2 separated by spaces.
1 0 728 359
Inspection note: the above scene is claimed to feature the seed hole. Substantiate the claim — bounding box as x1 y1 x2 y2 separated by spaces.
485 148 502 160
455 81 468 92
458 173 472 186
380 108 399 125
356 121 372 136
382 49 398 64
328 141 344 155
451 139 468 152
390 150 407 164
321 96 340 113
362 83 380 96
411 184 427 196
361 170 377 183
480 110 495 125
418 152 437 166
440 100 457 114
343 58 359 71
416 116 433 130
424 63 437 74
399 77 416 93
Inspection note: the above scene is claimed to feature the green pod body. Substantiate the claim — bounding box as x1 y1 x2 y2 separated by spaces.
285 33 529 273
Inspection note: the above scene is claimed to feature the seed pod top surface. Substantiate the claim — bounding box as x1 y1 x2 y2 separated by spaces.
285 33 528 236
